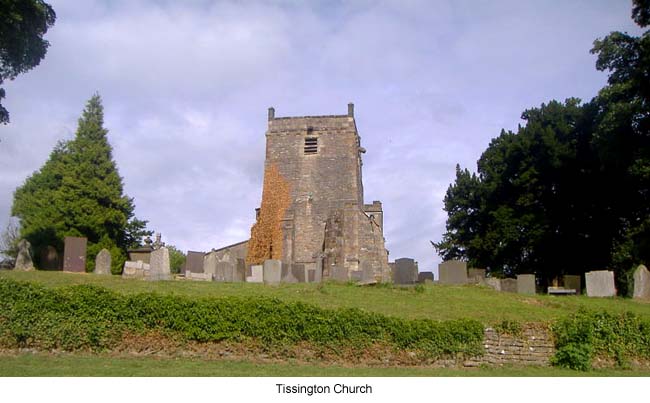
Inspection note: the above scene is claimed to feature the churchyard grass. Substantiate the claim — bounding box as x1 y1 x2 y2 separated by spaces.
1 270 649 325
1 352 650 376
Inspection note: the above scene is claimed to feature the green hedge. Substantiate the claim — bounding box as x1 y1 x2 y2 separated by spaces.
0 278 484 357
551 309 650 370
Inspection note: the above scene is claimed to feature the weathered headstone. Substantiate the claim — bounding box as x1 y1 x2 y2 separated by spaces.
63 236 87 272
122 260 148 279
483 277 501 291
500 278 518 293
350 271 363 282
361 261 376 284
234 258 246 282
247 265 263 283
468 268 486 284
516 274 536 295
203 251 217 276
215 261 236 282
563 275 582 295
438 260 468 284
633 265 650 300
418 272 434 283
40 245 60 270
292 263 305 283
14 239 34 271
393 258 418 284
94 249 111 275
307 269 316 282
280 262 297 283
331 266 348 282
149 247 171 281
263 260 281 284
185 251 205 274
585 270 616 297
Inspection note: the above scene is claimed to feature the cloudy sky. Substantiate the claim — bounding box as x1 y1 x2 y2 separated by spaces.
0 0 643 274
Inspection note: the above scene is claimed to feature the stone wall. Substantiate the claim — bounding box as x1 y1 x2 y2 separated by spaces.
463 326 555 367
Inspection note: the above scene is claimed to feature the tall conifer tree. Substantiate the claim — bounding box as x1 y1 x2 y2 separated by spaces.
12 94 149 272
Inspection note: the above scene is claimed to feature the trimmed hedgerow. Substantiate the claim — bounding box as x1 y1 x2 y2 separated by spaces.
551 309 650 370
0 278 483 357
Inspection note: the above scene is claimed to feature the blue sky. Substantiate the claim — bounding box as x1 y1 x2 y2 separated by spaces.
0 0 643 275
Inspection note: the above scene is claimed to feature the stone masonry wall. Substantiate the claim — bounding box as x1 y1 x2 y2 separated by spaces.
463 326 555 367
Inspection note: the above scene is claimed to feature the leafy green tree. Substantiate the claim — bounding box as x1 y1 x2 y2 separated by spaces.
0 219 20 259
167 245 186 274
0 0 56 124
11 94 149 272
437 0 650 293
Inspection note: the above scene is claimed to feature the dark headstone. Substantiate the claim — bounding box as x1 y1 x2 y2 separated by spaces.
40 245 60 270
235 258 246 282
185 251 205 274
331 266 348 282
63 236 87 272
308 269 316 282
292 263 305 283
418 272 434 283
393 257 418 284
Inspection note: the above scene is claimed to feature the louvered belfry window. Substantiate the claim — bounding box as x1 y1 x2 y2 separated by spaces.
304 137 318 154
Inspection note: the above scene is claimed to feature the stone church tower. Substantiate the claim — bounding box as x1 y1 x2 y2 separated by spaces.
246 103 391 282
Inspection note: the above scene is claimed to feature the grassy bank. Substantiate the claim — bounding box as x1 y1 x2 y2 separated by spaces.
1 270 649 325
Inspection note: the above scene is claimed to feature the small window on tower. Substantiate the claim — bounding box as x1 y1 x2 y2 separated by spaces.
304 137 318 154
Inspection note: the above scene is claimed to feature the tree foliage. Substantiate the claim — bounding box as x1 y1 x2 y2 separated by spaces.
436 1 650 293
11 94 150 271
0 0 56 124
167 245 186 274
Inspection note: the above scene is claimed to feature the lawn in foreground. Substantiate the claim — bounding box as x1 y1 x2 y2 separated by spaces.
2 270 649 325
1 352 649 376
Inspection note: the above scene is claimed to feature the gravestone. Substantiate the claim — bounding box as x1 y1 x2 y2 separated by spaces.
361 261 376 284
563 275 582 295
247 265 263 283
281 262 298 283
331 266 348 282
203 251 217 276
633 265 650 300
63 236 87 272
185 251 205 274
350 271 363 282
186 272 213 281
149 247 171 281
500 278 517 293
307 269 316 282
483 277 501 291
585 270 616 297
468 268 486 284
40 245 60 270
14 239 34 271
438 260 468 284
393 258 418 284
263 260 281 284
418 272 434 283
516 274 536 295
215 261 235 282
122 260 148 279
94 249 111 275
235 259 246 282
292 263 306 283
